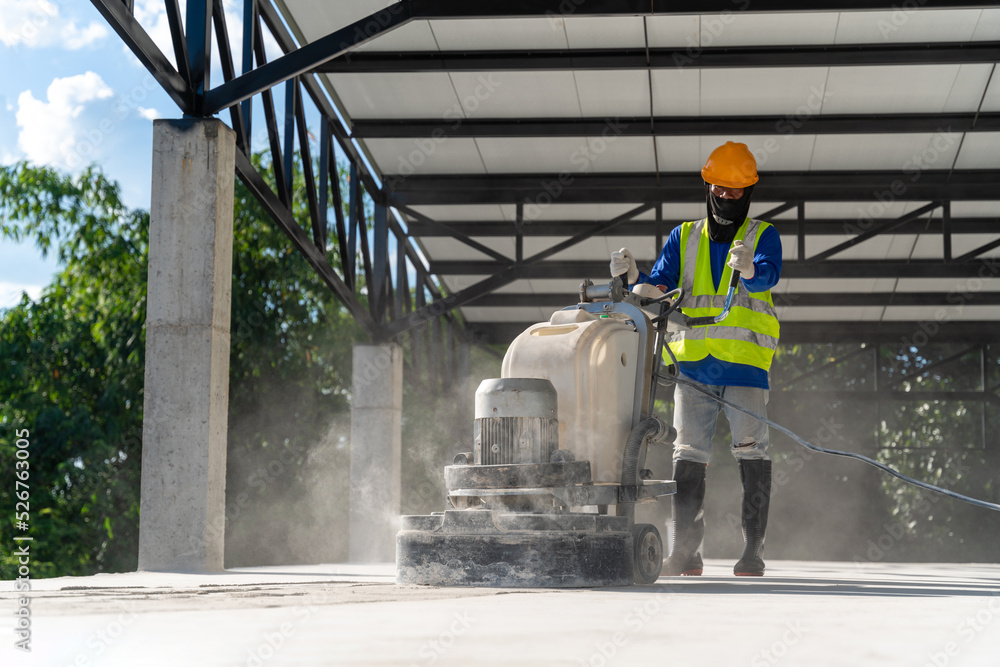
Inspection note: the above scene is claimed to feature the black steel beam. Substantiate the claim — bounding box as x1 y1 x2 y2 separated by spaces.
186 0 212 114
89 0 191 112
957 237 1000 262
466 320 1000 346
211 0 248 149
205 2 415 114
386 170 1000 205
353 112 1000 139
410 0 1000 16
320 41 1000 73
468 292 1000 308
234 149 378 335
807 201 940 262
163 0 191 87
396 205 513 263
372 203 388 324
384 203 654 338
406 217 1000 237
428 259 1000 279
256 1 383 199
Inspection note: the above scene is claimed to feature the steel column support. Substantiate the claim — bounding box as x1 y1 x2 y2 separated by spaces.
211 0 247 149
292 80 322 252
282 79 296 202
164 0 191 87
318 119 330 254
329 129 350 270
372 203 388 325
252 14 288 207
185 0 212 114
357 191 375 296
240 0 256 138
395 232 407 320
347 163 360 290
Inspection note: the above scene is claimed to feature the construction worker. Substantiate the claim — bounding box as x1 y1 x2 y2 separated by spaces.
610 141 781 576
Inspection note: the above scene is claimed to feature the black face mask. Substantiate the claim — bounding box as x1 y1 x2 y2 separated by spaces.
706 184 754 244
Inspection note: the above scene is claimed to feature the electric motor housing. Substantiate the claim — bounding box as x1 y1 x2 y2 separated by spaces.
474 378 559 465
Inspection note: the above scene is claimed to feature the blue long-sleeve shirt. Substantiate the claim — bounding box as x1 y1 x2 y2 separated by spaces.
636 221 782 389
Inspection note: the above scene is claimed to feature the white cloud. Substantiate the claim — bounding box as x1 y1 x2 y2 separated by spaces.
0 0 107 49
0 282 43 308
137 106 160 121
16 72 114 170
129 0 281 80
131 0 175 62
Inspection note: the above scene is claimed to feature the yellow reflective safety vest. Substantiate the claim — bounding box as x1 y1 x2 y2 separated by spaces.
667 217 780 372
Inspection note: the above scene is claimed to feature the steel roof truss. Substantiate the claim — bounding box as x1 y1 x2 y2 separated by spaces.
318 41 1000 73
807 201 941 262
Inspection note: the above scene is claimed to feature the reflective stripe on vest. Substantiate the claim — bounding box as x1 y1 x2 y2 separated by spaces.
668 217 780 372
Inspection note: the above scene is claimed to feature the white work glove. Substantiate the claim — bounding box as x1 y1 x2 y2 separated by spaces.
727 240 755 280
610 247 639 284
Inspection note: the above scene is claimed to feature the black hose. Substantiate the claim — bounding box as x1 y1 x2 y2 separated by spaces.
654 342 1000 512
620 418 664 512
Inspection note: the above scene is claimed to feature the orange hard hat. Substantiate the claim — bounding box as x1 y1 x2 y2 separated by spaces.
701 141 759 189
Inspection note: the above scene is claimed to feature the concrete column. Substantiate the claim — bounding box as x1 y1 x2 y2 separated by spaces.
139 119 236 572
350 343 404 562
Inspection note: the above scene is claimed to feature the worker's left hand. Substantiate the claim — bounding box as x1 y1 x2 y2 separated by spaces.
727 240 756 280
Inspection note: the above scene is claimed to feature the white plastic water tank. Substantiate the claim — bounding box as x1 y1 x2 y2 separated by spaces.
501 308 641 484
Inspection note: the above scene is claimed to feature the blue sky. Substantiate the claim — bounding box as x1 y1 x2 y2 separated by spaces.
1 0 182 306
1 1 405 310
0 0 327 309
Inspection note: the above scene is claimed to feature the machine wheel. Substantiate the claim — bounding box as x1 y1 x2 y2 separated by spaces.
631 524 663 584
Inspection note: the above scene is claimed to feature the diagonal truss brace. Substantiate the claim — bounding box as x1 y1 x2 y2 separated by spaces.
383 202 655 339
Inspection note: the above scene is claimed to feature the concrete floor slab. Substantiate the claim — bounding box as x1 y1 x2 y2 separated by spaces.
3 560 1000 666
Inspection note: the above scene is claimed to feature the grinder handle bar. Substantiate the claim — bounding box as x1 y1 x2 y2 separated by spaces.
683 268 740 328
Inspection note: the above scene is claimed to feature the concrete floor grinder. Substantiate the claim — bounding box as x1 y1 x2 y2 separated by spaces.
396 275 720 587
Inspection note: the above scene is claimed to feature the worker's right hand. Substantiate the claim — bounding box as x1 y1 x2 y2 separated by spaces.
610 248 638 284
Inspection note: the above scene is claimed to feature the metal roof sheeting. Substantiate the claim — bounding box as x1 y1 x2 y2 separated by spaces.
276 1 1000 337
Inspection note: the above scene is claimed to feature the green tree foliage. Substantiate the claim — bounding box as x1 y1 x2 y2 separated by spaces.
0 157 370 576
1 163 147 576
0 156 489 575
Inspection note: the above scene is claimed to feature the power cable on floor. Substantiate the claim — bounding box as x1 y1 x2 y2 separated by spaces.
656 346 1000 513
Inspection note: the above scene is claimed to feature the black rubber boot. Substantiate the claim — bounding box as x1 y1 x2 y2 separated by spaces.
662 460 707 576
734 459 772 576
